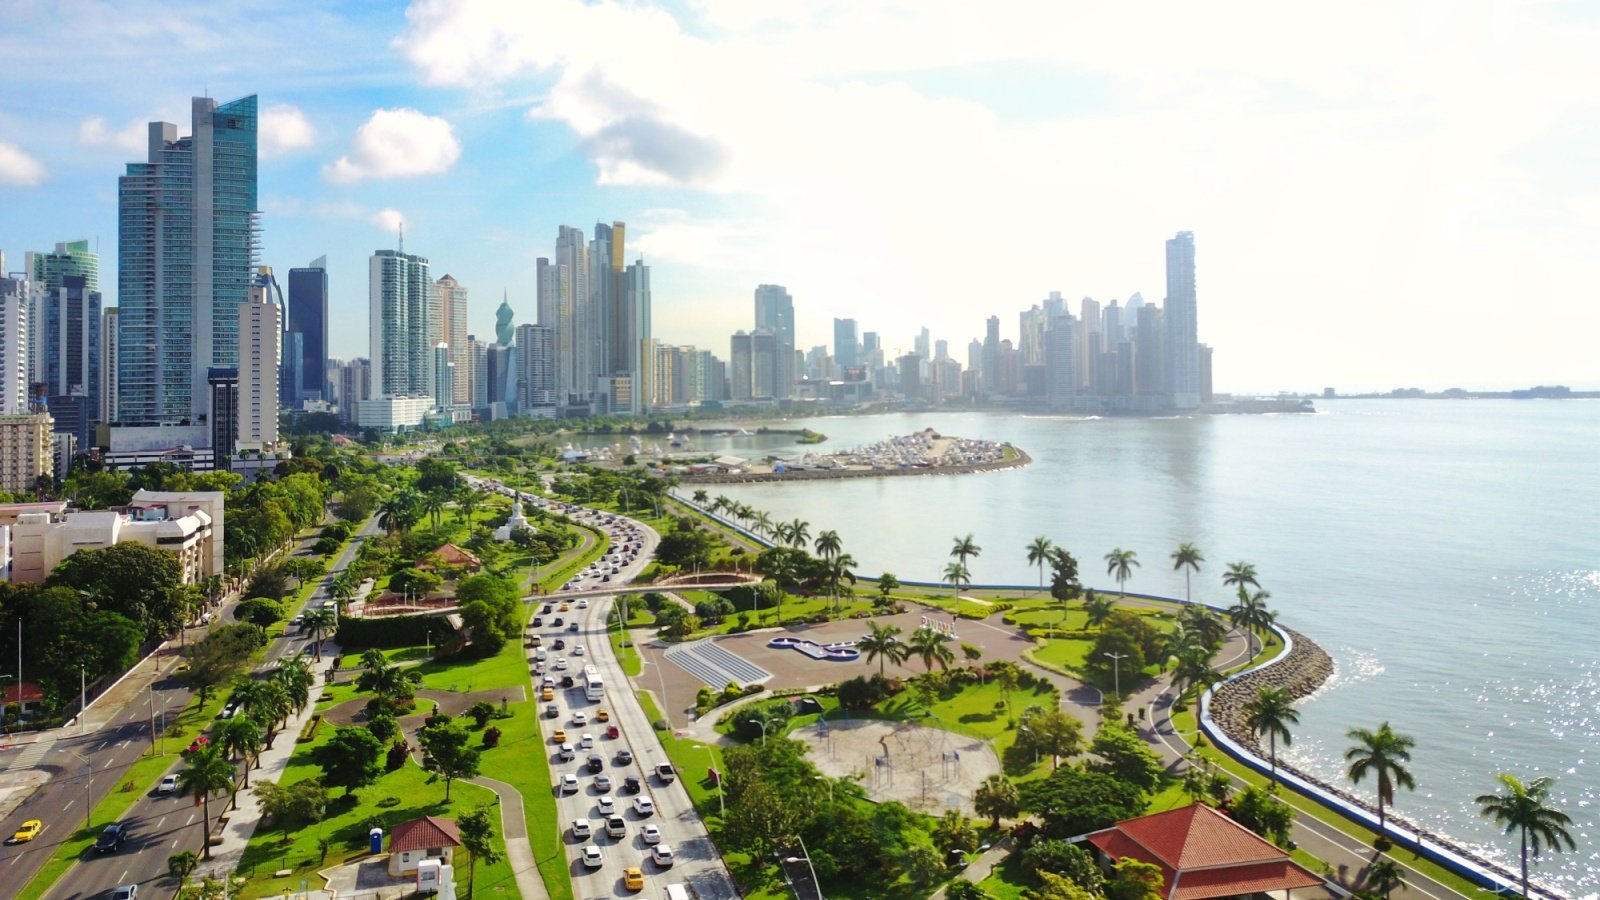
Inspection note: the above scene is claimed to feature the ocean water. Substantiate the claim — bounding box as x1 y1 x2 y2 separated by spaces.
697 401 1600 892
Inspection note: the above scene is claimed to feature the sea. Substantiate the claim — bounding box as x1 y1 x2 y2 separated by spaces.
601 401 1600 893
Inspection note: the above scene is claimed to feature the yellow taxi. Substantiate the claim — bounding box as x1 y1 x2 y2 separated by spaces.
596 708 611 722
10 819 43 843
552 729 568 744
559 603 571 612
541 686 555 701
623 867 645 891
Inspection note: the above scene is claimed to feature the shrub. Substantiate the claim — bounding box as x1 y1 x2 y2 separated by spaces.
368 712 399 744
467 701 497 729
297 714 323 743
837 674 896 710
235 597 286 627
482 726 502 748
386 740 410 771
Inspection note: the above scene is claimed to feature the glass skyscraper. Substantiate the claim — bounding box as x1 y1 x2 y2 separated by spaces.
117 95 258 431
288 257 329 402
1164 230 1200 410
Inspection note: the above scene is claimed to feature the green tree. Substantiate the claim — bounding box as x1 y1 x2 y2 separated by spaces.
234 597 285 627
1087 725 1164 792
1103 548 1139 598
1082 592 1116 631
1022 839 1102 891
1227 586 1275 655
1048 548 1082 604
305 606 338 659
1364 859 1406 900
950 533 982 580
1019 767 1146 840
312 726 385 797
1026 535 1055 593
458 804 503 899
1344 722 1417 835
1170 542 1204 604
419 718 481 800
1222 560 1259 592
47 542 187 640
907 625 956 673
1242 687 1300 788
1025 871 1097 900
813 529 842 563
215 716 263 786
943 560 971 601
1475 773 1577 899
904 842 946 886
167 849 199 882
933 808 980 856
1017 706 1085 769
875 572 899 607
973 773 1020 828
177 745 235 859
824 552 858 614
1170 647 1223 705
946 882 992 900
180 624 266 704
1105 857 1165 900
1229 785 1294 846
859 621 908 676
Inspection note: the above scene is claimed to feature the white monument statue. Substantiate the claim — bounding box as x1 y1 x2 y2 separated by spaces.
494 492 532 541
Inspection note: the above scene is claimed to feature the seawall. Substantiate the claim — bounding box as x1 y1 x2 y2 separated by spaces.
1209 626 1333 755
680 445 1030 485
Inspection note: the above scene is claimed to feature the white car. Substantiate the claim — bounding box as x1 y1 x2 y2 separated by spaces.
594 773 612 792
652 844 675 868
633 795 655 817
572 711 589 726
576 599 589 609
641 823 662 844
572 644 585 656
561 774 579 793
553 657 569 670
571 818 592 840
580 733 595 749
112 887 138 900
157 774 179 794
559 743 576 761
582 845 604 869
596 794 615 815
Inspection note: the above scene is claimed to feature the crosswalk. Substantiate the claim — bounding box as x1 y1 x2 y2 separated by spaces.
663 638 772 689
9 737 54 769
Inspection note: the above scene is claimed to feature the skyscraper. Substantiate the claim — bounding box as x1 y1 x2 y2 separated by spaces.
368 249 435 399
287 257 328 402
753 284 794 399
514 323 556 417
29 240 99 293
433 343 455 411
982 316 1000 397
1164 231 1200 410
237 269 281 451
556 225 589 405
100 307 118 423
117 95 259 433
436 274 470 406
1078 298 1100 394
0 276 28 415
1044 315 1077 409
833 318 858 369
38 274 101 446
730 331 778 401
623 258 651 414
914 326 930 361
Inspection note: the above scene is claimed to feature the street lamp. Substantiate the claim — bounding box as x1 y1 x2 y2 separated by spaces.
813 774 833 803
1100 651 1129 701
60 746 92 831
693 744 725 817
782 833 824 900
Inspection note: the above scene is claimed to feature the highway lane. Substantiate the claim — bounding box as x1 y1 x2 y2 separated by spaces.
23 516 379 900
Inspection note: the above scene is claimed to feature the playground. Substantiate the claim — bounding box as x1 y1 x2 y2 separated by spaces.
790 718 1000 816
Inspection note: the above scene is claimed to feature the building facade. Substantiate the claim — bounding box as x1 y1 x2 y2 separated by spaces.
753 284 794 399
237 270 281 451
435 274 470 407
368 249 435 400
287 257 329 402
1164 230 1200 410
0 413 54 493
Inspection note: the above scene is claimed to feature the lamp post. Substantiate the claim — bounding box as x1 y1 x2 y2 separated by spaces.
813 774 833 803
755 718 773 745
1100 651 1129 701
785 834 824 900
60 746 92 830
693 744 725 817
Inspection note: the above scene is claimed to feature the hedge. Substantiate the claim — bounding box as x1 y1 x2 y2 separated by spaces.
334 614 453 649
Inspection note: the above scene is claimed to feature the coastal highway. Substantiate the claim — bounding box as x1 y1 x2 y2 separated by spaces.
0 516 378 900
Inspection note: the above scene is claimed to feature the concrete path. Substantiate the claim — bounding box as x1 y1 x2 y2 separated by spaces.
465 774 549 900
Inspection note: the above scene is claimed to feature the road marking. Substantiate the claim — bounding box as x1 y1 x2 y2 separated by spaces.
185 814 195 826
104 758 115 769
172 838 181 848
155 816 166 828
62 800 74 810
119 868 128 882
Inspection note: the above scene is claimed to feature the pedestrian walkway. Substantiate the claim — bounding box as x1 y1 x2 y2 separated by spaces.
663 638 772 689
466 774 549 900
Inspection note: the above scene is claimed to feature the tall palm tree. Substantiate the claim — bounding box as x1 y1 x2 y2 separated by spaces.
1227 587 1274 655
177 745 236 859
1344 722 1417 835
1177 604 1227 647
786 519 811 550
943 561 971 616
859 621 909 676
1170 648 1222 705
1222 561 1259 592
1170 543 1204 604
1475 773 1577 898
305 606 338 659
1364 859 1406 900
814 529 843 563
1242 687 1300 788
457 488 487 526
951 533 982 572
377 490 422 535
1025 536 1054 594
1082 592 1116 632
273 660 312 716
708 495 729 516
329 572 358 610
228 678 272 723
825 553 858 614
215 716 263 785
907 626 956 674
692 489 710 505
1104 548 1139 597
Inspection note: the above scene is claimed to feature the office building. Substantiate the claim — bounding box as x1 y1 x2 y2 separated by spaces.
1 490 222 585
117 95 259 433
514 324 556 417
338 359 370 423
28 240 99 293
100 308 118 424
833 318 859 368
287 257 329 402
754 285 795 399
555 226 589 406
433 343 455 412
37 273 101 447
622 258 651 414
914 327 930 361
1044 315 1077 409
1078 298 1100 394
436 274 470 407
729 330 779 401
0 413 54 493
368 249 435 400
1164 231 1200 409
237 270 281 452
1019 305 1047 367
0 277 29 415
982 316 1000 397
1136 304 1165 396
694 351 726 404
466 337 489 410
1199 344 1214 403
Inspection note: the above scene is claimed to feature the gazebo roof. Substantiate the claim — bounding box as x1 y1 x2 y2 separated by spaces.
1083 803 1323 900
423 543 482 570
389 815 461 853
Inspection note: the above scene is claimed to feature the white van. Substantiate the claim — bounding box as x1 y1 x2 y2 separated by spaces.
665 885 694 900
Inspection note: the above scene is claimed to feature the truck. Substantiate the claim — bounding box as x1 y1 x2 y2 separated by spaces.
654 761 676 784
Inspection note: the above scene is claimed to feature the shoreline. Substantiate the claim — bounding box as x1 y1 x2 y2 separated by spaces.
680 444 1031 484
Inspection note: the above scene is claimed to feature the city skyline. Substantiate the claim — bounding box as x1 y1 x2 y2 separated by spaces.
2 2 1599 392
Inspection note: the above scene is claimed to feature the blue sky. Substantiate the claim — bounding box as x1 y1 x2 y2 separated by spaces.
2 0 1598 392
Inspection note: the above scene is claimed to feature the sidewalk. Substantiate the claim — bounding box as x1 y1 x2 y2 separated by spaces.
465 774 549 900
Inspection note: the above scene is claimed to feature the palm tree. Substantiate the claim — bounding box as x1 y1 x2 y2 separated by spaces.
1475 773 1577 898
329 572 358 610
1227 587 1274 655
859 621 909 675
177 744 235 859
786 519 811 550
377 489 422 535
1025 536 1054 594
814 529 843 563
708 495 729 516
907 626 956 674
1364 859 1406 900
1082 592 1116 631
1222 561 1259 592
457 488 488 525
215 716 263 786
1170 648 1222 705
1242 687 1300 788
752 510 774 540
360 647 390 675
972 773 1020 828
273 659 312 715
1104 548 1139 597
306 606 338 659
1344 722 1417 835
229 678 272 723
943 561 971 616
692 489 709 506
825 552 858 614
1177 604 1227 648
167 849 200 882
1170 543 1204 604
951 533 981 572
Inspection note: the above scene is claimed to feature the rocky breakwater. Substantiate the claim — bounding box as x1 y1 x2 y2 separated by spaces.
1210 627 1333 756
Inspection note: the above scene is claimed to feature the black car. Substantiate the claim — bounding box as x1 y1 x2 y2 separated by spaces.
560 675 575 688
94 822 127 853
587 754 605 773
623 774 643 794
542 604 553 614
532 617 544 627
552 617 564 626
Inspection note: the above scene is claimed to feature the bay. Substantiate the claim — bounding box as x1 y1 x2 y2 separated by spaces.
701 401 1600 892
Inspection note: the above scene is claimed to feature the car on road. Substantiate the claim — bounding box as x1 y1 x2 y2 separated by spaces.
594 773 613 792
596 708 610 722
654 762 677 784
561 774 579 793
111 886 139 900
580 733 595 749
9 819 43 843
541 686 555 701
572 711 588 726
587 753 604 773
641 823 662 845
616 748 633 765
545 703 560 718
606 724 621 739
552 638 566 650
561 675 575 688
633 795 655 817
652 844 675 868
552 617 564 626
94 822 128 853
623 866 645 891
596 794 615 815
569 621 581 631
582 845 604 869
552 729 568 744
573 644 585 656
571 818 592 840
531 617 543 627
554 657 569 670
606 815 627 838
559 743 576 761
560 603 571 612
623 774 642 794
576 599 589 609
157 774 179 794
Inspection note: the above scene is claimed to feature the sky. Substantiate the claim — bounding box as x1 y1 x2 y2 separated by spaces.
2 0 1598 394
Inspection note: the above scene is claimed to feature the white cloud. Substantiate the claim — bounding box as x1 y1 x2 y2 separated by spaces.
259 103 317 158
324 108 460 183
76 116 147 153
371 208 406 234
0 141 47 186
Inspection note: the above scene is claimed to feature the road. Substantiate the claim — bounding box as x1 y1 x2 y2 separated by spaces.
471 478 740 900
0 516 379 900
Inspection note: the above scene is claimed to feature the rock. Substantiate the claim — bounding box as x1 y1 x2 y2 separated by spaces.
1210 628 1333 758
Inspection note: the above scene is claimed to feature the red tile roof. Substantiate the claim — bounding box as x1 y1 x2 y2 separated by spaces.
2 682 46 704
422 543 481 570
1084 804 1324 900
389 816 461 853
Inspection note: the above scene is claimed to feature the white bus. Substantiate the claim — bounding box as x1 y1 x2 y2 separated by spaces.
583 664 604 701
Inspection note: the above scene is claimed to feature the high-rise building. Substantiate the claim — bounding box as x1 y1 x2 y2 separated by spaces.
1078 298 1100 394
1135 304 1165 396
1044 315 1077 409
368 249 435 399
934 339 949 362
833 318 859 369
1102 300 1123 350
237 270 281 451
555 226 589 406
117 95 259 433
1199 344 1214 404
0 413 54 492
0 277 28 415
436 274 471 406
207 367 238 458
28 240 99 293
982 316 1000 397
1019 305 1046 367
753 284 794 399
101 308 119 424
338 359 370 423
287 257 329 402
433 343 455 412
729 331 779 401
515 324 556 417
1164 231 1200 410
623 258 651 414
467 336 489 410
914 327 930 361
38 274 101 447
